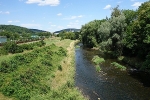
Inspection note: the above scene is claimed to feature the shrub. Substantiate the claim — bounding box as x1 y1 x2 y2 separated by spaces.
96 65 101 72
57 47 67 56
3 41 23 53
92 55 105 65
111 62 126 71
58 65 62 71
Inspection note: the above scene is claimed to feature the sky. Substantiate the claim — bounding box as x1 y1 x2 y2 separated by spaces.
0 0 148 32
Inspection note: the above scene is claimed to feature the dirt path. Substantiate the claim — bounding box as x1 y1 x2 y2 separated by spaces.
51 40 76 89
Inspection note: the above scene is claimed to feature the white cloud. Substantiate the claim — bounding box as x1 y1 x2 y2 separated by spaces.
8 20 20 23
117 1 122 4
57 13 62 16
131 0 137 1
78 15 83 18
57 26 64 29
75 20 79 23
64 15 83 20
0 11 10 14
103 5 111 9
21 23 41 29
8 21 13 23
64 3 72 8
51 25 56 27
131 2 142 9
67 21 80 29
26 0 60 6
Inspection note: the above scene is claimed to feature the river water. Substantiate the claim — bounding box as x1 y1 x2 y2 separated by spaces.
75 43 150 100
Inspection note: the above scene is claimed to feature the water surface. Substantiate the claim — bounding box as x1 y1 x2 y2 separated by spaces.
75 43 150 100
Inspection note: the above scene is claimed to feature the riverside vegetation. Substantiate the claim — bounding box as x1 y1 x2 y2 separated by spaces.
0 37 85 100
80 1 150 73
92 55 105 72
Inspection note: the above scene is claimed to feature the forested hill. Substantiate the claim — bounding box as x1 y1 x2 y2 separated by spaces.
54 28 80 34
0 25 35 34
30 29 48 33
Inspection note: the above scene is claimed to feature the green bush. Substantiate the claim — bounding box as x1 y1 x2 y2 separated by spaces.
96 65 101 72
0 44 69 100
0 60 18 73
58 65 62 71
92 55 105 65
111 62 126 71
0 48 8 55
3 41 23 53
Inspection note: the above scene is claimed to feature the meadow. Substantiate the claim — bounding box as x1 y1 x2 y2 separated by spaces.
0 37 85 100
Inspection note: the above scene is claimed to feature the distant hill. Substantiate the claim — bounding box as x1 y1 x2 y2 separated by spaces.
54 28 80 34
0 25 35 34
0 25 49 35
30 29 48 33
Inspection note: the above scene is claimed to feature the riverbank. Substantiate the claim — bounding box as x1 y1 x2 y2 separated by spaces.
0 38 85 100
75 43 150 100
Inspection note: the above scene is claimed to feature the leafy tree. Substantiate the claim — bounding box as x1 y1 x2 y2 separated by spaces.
111 5 122 17
80 19 106 48
97 6 127 57
132 1 150 58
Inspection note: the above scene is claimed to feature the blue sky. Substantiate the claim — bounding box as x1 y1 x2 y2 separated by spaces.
0 0 148 32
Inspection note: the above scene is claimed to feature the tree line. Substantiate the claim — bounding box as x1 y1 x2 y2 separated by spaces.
0 25 52 40
80 1 150 72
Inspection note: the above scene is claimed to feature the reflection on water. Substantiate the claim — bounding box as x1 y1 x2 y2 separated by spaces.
75 43 150 100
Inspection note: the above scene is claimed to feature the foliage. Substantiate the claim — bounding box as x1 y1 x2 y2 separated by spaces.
3 41 23 53
0 40 46 55
58 31 78 40
80 2 150 72
38 32 52 38
92 55 105 65
0 44 67 100
80 19 106 48
92 55 104 72
96 65 101 72
111 62 126 71
141 53 150 72
0 25 35 35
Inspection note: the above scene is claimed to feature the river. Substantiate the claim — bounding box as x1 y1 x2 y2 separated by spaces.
75 43 150 100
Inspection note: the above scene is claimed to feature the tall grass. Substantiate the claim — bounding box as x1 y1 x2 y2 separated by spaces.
0 38 86 100
92 55 105 72
111 62 126 71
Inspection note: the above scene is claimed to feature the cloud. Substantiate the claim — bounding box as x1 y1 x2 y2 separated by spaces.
131 2 142 8
131 0 137 1
67 21 80 28
8 20 20 23
51 25 56 27
0 11 10 14
26 0 60 6
103 5 111 9
57 26 64 29
117 1 123 4
21 23 41 28
64 3 72 8
57 13 62 16
64 15 83 20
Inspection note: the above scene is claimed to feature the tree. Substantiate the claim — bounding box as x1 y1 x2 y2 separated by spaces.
98 6 127 57
132 1 150 58
80 19 106 48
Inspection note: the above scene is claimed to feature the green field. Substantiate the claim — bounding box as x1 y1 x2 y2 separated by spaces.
0 37 85 100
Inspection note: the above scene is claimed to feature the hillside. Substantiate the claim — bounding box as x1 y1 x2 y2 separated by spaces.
0 25 35 34
0 25 49 33
54 28 80 34
30 29 48 33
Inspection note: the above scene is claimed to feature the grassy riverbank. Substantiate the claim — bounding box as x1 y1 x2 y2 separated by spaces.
0 37 85 100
